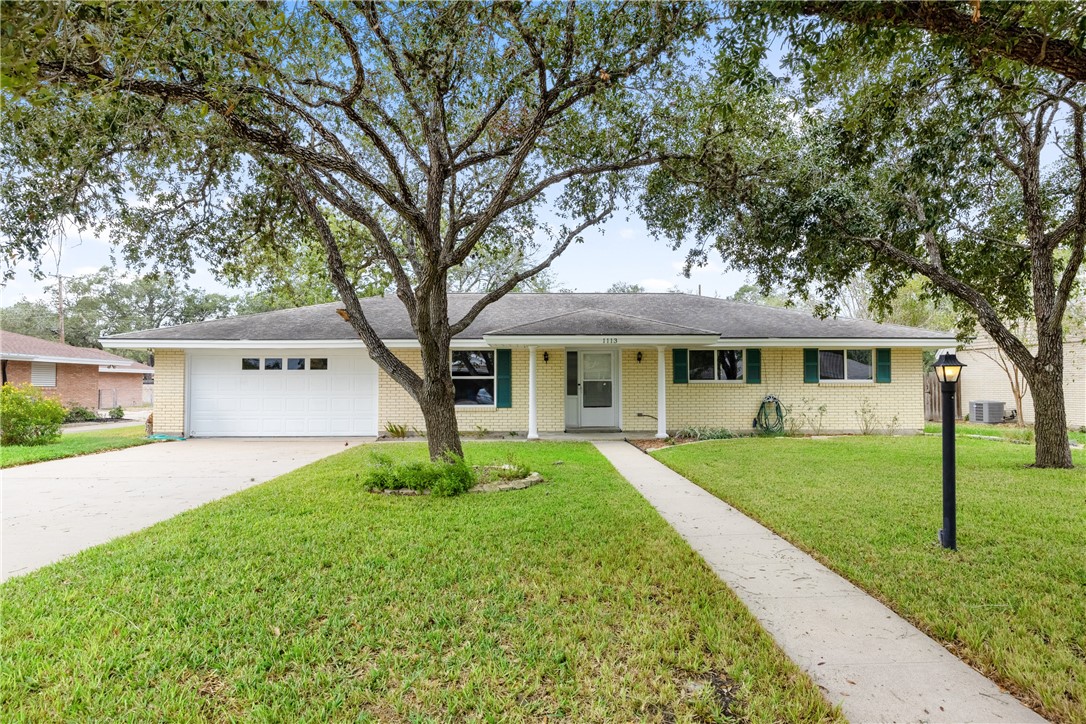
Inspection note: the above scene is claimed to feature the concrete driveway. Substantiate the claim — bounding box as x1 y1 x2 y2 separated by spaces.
2 438 371 581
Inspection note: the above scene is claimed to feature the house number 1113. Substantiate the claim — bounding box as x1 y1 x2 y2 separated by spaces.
600 338 618 344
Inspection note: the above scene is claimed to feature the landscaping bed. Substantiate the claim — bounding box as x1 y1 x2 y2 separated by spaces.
1 442 838 722
0 425 159 468
655 435 1085 723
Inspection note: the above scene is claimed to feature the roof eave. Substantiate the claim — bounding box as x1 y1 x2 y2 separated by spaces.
710 337 957 348
1 352 133 366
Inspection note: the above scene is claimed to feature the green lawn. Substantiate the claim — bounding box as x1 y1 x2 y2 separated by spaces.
923 421 1086 445
1 442 837 722
655 436 1085 723
0 425 157 468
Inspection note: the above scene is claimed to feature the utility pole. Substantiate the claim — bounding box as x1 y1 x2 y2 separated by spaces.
56 274 66 343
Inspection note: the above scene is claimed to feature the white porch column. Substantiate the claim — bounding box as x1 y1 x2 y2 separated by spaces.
656 345 667 438
527 345 539 439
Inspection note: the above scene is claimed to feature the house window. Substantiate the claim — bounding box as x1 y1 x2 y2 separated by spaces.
819 349 873 381
451 350 495 406
688 349 744 382
264 358 283 371
287 358 306 370
30 361 57 387
310 358 328 370
241 358 260 370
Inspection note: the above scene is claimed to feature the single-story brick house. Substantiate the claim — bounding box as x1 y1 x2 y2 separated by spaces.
1 330 154 410
102 293 955 438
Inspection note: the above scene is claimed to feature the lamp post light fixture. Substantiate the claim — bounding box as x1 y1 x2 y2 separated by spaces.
932 352 966 550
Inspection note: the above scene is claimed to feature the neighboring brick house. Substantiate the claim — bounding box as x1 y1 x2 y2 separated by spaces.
0 330 153 410
956 332 1085 430
102 293 954 438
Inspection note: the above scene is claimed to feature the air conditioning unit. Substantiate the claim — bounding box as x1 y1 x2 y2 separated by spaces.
969 400 1005 424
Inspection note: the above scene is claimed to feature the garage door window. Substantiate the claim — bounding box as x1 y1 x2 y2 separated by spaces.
242 358 260 370
264 358 283 370
310 358 328 370
451 350 495 406
288 358 306 370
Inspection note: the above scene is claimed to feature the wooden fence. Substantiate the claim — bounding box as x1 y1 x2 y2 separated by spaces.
923 373 963 421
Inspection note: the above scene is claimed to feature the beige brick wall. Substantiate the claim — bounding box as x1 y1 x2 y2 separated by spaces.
958 338 1085 429
621 347 926 435
378 348 566 435
152 349 186 435
97 373 145 409
382 345 925 435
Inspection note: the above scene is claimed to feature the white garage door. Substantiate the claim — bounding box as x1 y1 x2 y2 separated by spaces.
188 350 378 437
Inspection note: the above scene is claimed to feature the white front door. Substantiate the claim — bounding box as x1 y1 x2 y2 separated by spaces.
579 351 617 428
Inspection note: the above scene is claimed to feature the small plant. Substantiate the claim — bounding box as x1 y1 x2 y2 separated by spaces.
1 383 66 446
674 426 737 441
472 424 490 439
362 452 477 496
384 422 408 439
64 404 98 423
109 406 125 420
885 414 900 437
410 425 427 438
855 398 879 435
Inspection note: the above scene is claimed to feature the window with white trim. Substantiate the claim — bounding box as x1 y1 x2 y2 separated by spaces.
30 361 57 387
819 349 873 381
451 350 495 406
689 349 744 381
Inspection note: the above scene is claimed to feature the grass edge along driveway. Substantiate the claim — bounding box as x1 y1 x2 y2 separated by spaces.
1 425 158 468
1 441 839 722
655 435 1084 724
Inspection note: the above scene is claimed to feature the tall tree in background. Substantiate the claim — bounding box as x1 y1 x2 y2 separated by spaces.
644 6 1084 467
3 2 710 459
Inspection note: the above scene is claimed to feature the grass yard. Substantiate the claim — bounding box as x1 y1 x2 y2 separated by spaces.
0 425 157 468
923 421 1086 445
655 436 1085 723
1 442 837 722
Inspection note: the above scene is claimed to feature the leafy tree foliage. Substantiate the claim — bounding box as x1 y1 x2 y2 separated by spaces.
3 1 710 459
1 268 235 361
605 281 646 293
645 8 1084 467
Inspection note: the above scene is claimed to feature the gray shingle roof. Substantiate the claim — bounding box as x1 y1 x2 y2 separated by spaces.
102 293 954 343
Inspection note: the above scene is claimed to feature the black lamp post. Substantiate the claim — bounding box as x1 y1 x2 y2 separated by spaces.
933 352 966 550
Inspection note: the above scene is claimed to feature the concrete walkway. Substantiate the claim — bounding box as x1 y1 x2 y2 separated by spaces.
2 438 370 581
594 441 1044 724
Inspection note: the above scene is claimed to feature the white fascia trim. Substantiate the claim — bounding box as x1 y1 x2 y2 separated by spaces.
2 353 130 366
98 338 488 351
709 337 956 349
482 334 721 347
99 366 154 374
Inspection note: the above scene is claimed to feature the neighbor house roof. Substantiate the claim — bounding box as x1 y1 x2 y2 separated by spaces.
0 330 144 366
102 293 956 348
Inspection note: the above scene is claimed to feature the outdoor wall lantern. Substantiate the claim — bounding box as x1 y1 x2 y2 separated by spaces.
637 351 643 364
932 351 966 550
543 351 549 364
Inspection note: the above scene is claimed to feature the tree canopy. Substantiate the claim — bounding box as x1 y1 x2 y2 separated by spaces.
2 1 712 458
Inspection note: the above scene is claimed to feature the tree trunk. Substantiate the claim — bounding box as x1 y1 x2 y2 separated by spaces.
1025 332 1073 468
418 379 464 460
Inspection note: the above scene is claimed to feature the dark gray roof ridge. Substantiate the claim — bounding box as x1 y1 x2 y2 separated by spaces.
485 306 718 335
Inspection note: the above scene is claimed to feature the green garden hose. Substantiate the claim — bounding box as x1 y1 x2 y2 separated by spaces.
755 395 784 434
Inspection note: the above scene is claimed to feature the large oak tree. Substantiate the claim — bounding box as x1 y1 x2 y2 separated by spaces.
2 1 709 458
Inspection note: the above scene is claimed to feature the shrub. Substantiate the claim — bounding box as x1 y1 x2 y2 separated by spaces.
363 452 477 496
384 422 408 438
64 404 98 423
0 383 66 446
674 426 738 441
109 406 125 420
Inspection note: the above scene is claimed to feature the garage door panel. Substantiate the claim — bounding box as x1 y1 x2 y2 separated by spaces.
188 350 377 437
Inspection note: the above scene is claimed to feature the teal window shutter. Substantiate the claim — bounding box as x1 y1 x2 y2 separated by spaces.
875 348 892 383
496 348 512 408
746 349 761 384
803 348 819 383
672 348 688 384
